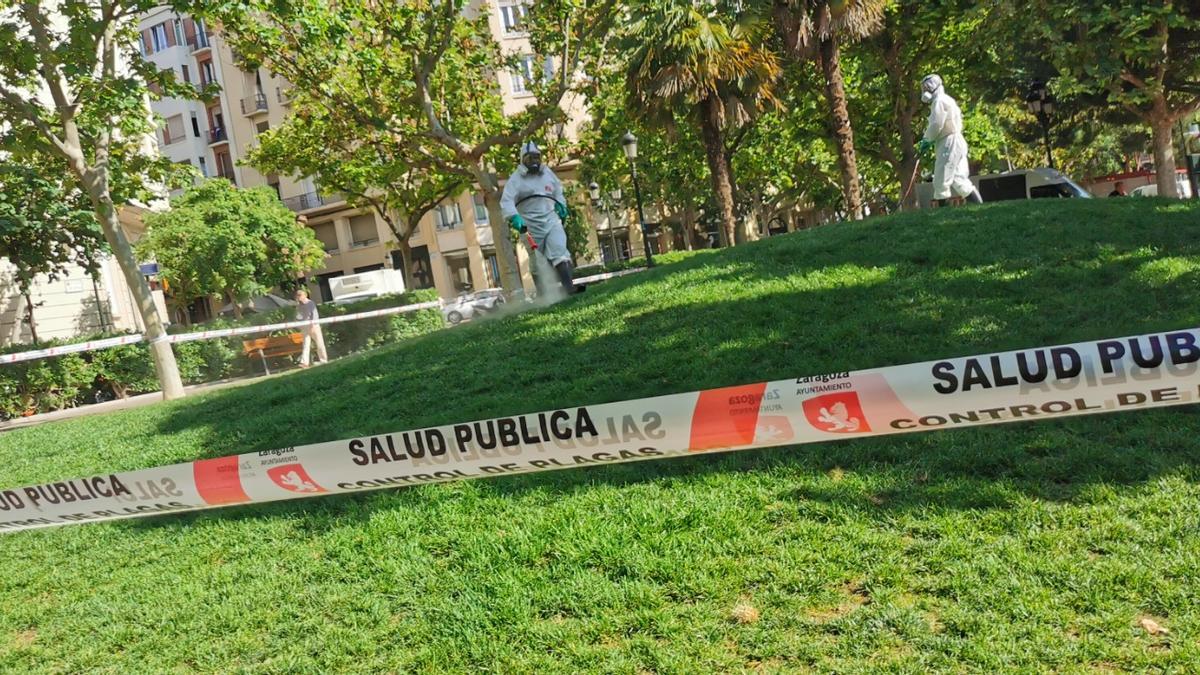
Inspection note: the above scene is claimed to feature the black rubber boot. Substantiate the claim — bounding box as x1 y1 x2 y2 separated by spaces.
555 261 575 295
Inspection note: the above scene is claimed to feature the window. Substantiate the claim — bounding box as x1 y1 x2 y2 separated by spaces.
162 114 185 145
433 201 463 230
173 19 185 46
180 64 190 84
198 156 209 177
151 23 169 51
200 60 216 87
473 193 489 224
349 214 379 248
499 2 529 34
354 264 384 274
255 121 270 135
190 112 200 137
511 55 536 94
314 223 339 253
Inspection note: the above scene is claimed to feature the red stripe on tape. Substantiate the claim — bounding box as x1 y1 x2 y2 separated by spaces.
193 457 251 505
689 383 767 451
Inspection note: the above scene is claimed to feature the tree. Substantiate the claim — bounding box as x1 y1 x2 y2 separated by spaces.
1017 0 1200 197
137 180 325 320
0 158 108 344
244 104 464 291
0 0 190 398
195 0 616 296
772 0 887 220
622 2 781 247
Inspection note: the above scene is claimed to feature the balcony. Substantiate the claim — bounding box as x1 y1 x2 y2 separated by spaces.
276 86 293 105
283 190 345 212
240 93 268 116
206 126 228 145
187 32 211 53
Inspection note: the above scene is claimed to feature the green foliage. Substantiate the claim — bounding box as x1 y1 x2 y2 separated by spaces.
137 180 326 312
0 352 93 417
2 201 1200 669
0 157 109 342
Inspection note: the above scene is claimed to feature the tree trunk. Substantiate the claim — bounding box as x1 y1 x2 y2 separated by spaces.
23 291 38 345
819 37 864 220
1150 112 1180 198
396 236 417 291
229 292 244 320
81 172 185 400
699 97 737 248
896 108 920 211
474 166 522 296
682 205 696 251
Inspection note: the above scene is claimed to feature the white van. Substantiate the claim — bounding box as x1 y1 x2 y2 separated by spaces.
917 168 1092 208
329 268 407 305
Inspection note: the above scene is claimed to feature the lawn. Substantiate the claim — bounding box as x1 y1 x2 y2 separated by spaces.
1 199 1199 672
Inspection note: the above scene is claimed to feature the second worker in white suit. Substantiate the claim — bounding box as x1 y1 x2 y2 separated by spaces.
918 74 984 206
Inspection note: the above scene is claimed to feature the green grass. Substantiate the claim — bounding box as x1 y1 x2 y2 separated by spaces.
2 199 1200 672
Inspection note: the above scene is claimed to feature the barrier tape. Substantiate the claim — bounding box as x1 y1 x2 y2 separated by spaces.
2 328 1198 534
0 301 444 365
574 267 647 285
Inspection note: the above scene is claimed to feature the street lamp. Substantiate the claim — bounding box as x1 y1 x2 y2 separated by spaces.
1025 80 1057 170
588 181 625 264
622 131 654 266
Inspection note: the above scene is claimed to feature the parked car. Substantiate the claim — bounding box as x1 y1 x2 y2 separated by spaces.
1130 179 1194 199
917 168 1092 208
442 289 506 325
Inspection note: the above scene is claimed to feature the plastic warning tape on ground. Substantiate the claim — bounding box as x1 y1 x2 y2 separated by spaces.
0 301 443 365
2 328 1198 534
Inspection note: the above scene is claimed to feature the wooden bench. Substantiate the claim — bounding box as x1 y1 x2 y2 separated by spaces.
242 333 305 375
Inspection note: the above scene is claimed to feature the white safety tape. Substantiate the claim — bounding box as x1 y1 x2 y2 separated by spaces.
574 267 647 285
2 327 1198 534
0 300 444 364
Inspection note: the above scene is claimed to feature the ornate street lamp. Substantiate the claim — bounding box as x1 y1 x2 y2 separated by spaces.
1025 80 1057 170
622 132 654 266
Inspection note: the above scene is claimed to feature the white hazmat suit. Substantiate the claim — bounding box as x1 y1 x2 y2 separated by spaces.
500 146 570 266
921 75 981 204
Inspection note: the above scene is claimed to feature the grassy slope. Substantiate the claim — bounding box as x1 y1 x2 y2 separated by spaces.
2 199 1199 672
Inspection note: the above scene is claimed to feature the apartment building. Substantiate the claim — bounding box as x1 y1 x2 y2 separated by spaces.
138 3 666 309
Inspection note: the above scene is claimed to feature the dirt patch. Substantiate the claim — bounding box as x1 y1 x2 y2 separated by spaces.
807 581 871 623
730 600 761 625
12 629 37 649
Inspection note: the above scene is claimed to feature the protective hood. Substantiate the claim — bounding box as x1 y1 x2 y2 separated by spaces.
521 141 543 174
921 74 944 104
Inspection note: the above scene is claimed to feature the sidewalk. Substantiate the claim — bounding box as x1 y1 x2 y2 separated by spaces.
0 374 271 433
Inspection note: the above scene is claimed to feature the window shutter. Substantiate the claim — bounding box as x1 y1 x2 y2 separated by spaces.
165 21 176 47
142 29 153 54
183 17 196 43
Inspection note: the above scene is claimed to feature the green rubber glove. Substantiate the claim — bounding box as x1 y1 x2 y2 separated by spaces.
917 139 933 155
508 214 527 233
554 202 569 220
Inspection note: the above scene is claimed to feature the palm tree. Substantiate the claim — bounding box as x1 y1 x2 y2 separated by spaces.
773 0 887 220
624 2 781 247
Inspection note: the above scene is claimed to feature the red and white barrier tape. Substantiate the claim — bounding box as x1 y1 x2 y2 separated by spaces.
2 328 1198 534
0 300 443 365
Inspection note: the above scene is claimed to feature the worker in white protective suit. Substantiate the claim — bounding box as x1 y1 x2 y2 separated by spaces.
918 75 983 206
501 141 577 294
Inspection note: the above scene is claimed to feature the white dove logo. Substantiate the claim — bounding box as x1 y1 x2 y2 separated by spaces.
816 402 861 432
278 470 319 493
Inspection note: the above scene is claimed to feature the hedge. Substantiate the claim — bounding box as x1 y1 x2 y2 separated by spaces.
0 289 443 420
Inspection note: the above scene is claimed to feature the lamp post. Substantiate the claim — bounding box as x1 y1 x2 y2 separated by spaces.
622 131 654 266
1025 80 1057 170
